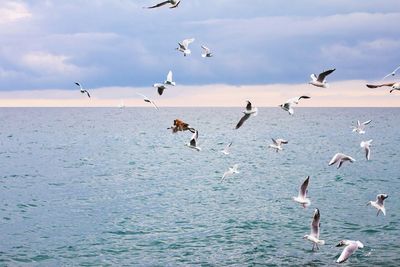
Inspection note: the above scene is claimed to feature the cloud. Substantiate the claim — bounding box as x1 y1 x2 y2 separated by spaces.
0 1 31 24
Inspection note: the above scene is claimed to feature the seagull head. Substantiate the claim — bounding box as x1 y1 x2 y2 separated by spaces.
302 235 309 240
336 240 347 247
379 194 389 200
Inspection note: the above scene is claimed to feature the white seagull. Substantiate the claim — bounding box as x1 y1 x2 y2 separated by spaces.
153 70 175 96
279 96 310 115
328 153 356 169
201 45 213 58
235 101 258 129
382 65 400 80
220 142 232 155
186 130 201 151
303 208 325 251
75 82 91 98
309 69 336 88
336 240 364 263
366 82 400 93
268 138 288 152
360 140 372 161
136 93 159 110
221 164 239 182
176 38 195 56
145 0 180 9
352 120 372 134
293 176 310 208
367 194 388 216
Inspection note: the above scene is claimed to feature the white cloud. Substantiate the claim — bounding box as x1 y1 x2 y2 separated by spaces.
0 1 31 23
20 51 81 75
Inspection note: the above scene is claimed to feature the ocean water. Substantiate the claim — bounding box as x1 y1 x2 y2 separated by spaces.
0 107 399 266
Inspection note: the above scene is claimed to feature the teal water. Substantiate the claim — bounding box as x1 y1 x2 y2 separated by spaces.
0 108 399 266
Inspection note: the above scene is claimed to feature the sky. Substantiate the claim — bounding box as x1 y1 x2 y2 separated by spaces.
0 0 400 107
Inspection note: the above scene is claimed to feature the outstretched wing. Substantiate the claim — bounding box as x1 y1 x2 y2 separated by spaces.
166 70 173 82
366 83 395 88
299 176 310 198
201 45 210 53
84 90 91 98
311 208 320 238
317 69 335 82
182 38 195 49
146 1 170 9
337 243 358 263
235 113 250 129
189 130 198 147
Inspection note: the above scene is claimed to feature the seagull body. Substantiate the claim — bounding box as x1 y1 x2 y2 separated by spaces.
309 69 336 88
352 120 371 134
293 176 310 208
367 194 388 216
220 142 232 155
329 153 355 169
145 0 180 9
136 93 159 110
235 101 258 129
382 65 400 80
176 38 195 56
221 164 239 181
303 208 325 251
366 82 400 93
268 138 288 152
360 140 372 160
336 240 364 263
169 119 196 133
279 96 310 115
186 130 201 151
201 45 213 58
75 82 91 98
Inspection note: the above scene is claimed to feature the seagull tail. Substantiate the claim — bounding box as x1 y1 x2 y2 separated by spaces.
317 240 325 245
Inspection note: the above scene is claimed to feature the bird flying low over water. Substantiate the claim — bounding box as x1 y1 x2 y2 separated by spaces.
145 0 181 9
168 119 196 133
382 65 400 80
220 164 239 181
220 142 232 155
279 96 310 115
367 194 388 216
235 101 258 129
336 240 364 263
366 82 400 93
352 120 371 134
360 140 372 161
136 93 159 110
201 45 213 58
176 38 195 56
309 69 336 88
303 208 325 251
293 176 311 208
75 82 91 98
268 138 288 152
329 153 355 169
186 130 201 151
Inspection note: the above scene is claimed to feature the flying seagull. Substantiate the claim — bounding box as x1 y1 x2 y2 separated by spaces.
235 101 258 129
309 69 336 88
268 138 288 152
176 38 195 56
145 0 180 9
367 194 388 216
336 240 364 263
220 164 239 182
328 153 355 169
169 119 196 133
221 142 232 155
303 208 325 251
352 120 372 134
279 96 310 115
153 70 175 95
293 176 311 208
75 82 90 98
201 45 213 58
366 82 400 93
185 130 201 151
360 140 372 161
382 65 400 80
136 93 159 110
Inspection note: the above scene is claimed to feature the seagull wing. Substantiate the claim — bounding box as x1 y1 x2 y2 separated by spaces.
366 83 395 88
299 95 311 101
157 86 165 95
235 113 251 129
362 120 372 125
189 130 198 147
311 208 320 238
271 138 278 146
337 242 358 263
166 70 173 82
299 176 310 198
85 90 91 98
329 153 342 166
146 1 171 8
365 146 370 160
245 101 252 111
201 45 210 53
74 82 82 89
310 74 317 82
151 100 159 110
276 139 288 145
317 69 335 82
182 38 195 49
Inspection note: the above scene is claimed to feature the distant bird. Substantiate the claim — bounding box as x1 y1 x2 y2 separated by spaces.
303 208 325 251
367 194 388 216
336 240 364 263
309 69 336 88
366 82 400 93
235 101 258 129
201 45 213 58
220 142 232 155
293 176 311 208
176 38 195 56
279 96 310 115
221 164 239 181
168 119 195 133
186 130 201 151
329 153 355 169
136 93 159 110
145 0 180 9
352 120 372 134
382 65 400 80
360 140 372 160
75 82 90 98
268 138 288 152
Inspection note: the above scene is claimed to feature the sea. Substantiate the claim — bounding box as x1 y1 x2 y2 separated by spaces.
0 107 399 266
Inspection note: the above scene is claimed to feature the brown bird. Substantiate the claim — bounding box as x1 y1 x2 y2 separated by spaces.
168 119 195 133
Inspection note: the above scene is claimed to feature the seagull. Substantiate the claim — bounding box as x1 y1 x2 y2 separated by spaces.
221 164 239 181
367 194 388 216
235 101 258 129
336 240 364 263
382 65 400 80
136 93 159 110
279 96 310 115
75 82 90 98
352 120 372 134
185 130 201 151
293 176 310 208
201 45 213 58
268 138 288 152
360 140 372 160
220 142 232 155
366 82 400 93
328 153 356 169
176 38 195 56
145 0 181 9
309 69 336 88
169 119 196 133
303 208 325 251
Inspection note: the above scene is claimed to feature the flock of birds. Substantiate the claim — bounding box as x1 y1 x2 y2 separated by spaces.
69 2 398 264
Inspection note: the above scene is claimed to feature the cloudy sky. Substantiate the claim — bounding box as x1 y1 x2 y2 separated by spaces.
0 0 399 106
